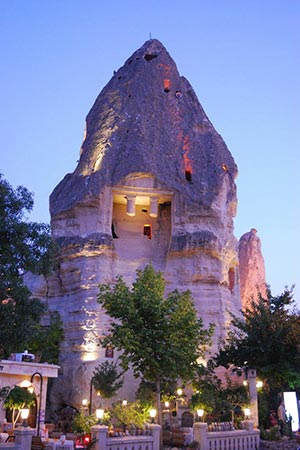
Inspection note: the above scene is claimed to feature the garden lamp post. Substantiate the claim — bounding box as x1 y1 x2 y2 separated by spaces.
30 372 43 436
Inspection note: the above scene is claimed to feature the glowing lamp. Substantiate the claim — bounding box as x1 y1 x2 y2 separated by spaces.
21 408 30 427
149 408 157 423
177 388 183 397
21 408 30 420
244 408 250 418
197 409 204 421
82 399 88 407
256 380 263 389
122 400 127 406
164 401 170 408
96 408 104 424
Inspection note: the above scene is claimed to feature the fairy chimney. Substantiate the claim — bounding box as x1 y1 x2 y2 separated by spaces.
238 228 267 309
42 39 242 407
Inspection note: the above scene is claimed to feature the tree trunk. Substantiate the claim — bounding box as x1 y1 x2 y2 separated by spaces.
155 376 163 449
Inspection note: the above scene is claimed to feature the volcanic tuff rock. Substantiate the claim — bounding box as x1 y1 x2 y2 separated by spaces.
33 39 245 409
50 39 237 216
238 228 266 309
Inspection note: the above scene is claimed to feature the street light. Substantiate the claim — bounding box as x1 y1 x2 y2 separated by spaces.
30 372 43 436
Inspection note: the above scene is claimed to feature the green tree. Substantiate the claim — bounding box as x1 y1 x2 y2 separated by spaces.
215 286 300 390
92 361 124 398
29 311 64 364
2 386 36 429
0 174 62 362
97 265 214 424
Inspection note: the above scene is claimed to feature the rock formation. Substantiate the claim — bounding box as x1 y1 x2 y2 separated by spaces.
238 228 266 309
30 39 244 408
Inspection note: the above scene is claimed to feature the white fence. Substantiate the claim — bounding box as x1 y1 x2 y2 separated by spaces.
194 422 260 450
91 421 260 450
91 424 160 450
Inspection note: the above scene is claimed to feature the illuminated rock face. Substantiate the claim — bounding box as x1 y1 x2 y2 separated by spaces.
44 39 242 407
238 228 266 309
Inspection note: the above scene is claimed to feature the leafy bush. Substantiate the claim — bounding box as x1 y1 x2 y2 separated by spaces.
111 400 151 428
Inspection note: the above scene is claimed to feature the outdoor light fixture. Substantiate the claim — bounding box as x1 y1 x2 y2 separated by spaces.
164 401 170 408
82 399 88 407
21 408 30 427
89 376 96 415
149 408 157 423
96 408 104 424
244 408 250 419
177 388 183 397
122 400 127 406
20 380 35 394
197 409 204 422
31 371 43 436
256 380 263 389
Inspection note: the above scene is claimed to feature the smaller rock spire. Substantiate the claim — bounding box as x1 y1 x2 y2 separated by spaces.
238 228 267 309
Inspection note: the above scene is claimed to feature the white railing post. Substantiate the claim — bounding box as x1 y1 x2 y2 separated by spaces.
150 423 161 450
241 419 255 432
91 425 109 450
14 426 36 450
193 422 208 450
247 368 259 427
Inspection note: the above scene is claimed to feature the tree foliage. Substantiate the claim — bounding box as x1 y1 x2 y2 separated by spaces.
97 265 214 422
3 386 36 429
215 286 300 390
0 174 62 361
190 362 249 424
92 361 124 398
111 400 151 428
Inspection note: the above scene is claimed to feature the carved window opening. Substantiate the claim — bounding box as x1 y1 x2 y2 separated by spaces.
228 267 235 291
185 170 192 182
143 224 152 239
144 54 158 61
163 79 170 92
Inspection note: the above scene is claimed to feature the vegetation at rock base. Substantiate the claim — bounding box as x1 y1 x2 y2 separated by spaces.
0 173 63 363
215 286 300 390
215 286 300 429
97 264 214 425
92 361 124 398
111 400 151 429
190 361 249 426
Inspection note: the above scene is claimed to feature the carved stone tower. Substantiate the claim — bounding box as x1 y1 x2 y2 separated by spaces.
47 39 241 406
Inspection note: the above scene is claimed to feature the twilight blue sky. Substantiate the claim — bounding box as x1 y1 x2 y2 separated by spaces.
1 1 299 302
